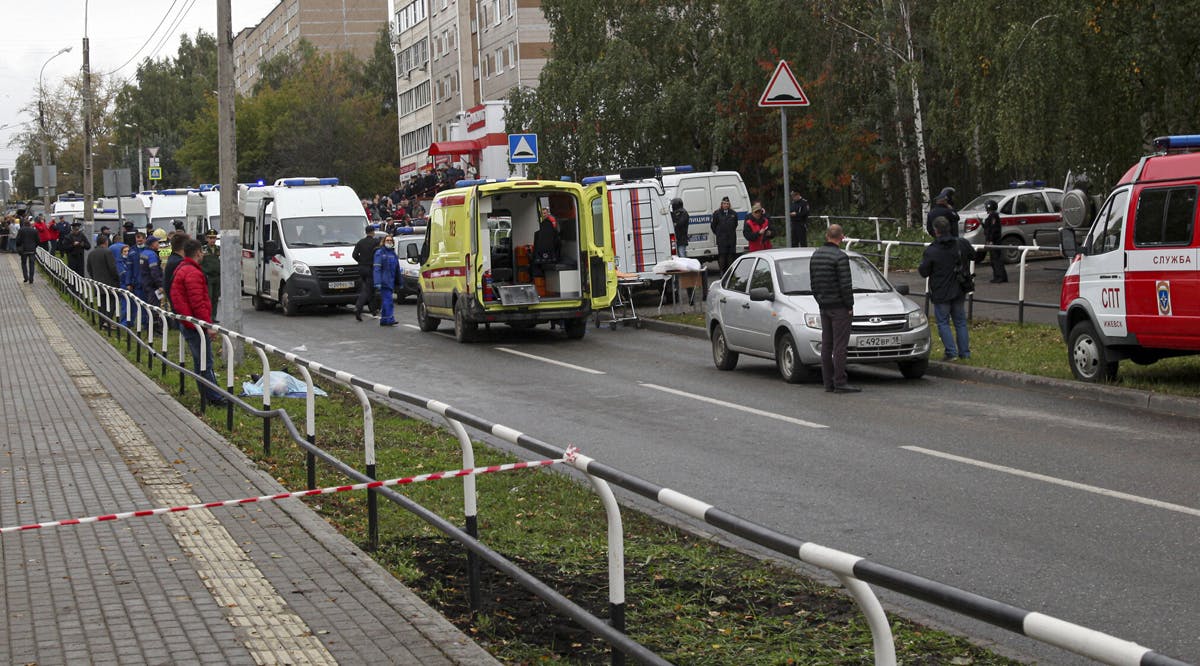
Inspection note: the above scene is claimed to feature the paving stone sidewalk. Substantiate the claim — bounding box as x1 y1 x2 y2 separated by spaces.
0 254 498 665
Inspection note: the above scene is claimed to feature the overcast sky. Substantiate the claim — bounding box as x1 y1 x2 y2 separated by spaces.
0 0 281 180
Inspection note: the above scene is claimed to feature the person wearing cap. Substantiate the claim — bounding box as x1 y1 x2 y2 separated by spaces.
982 199 1008 283
200 229 221 318
170 238 228 407
352 224 380 321
121 220 137 247
710 196 739 274
140 234 165 308
94 225 111 246
789 189 810 248
926 187 959 238
743 202 773 252
53 217 71 257
63 221 92 278
172 219 185 233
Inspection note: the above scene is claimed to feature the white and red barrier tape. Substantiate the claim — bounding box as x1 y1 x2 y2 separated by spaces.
1 458 562 534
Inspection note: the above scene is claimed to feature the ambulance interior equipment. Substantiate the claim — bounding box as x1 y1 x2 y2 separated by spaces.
477 192 581 303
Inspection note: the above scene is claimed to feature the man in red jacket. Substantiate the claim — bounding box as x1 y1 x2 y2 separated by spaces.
170 238 228 407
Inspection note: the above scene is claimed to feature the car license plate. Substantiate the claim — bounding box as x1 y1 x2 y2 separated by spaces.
328 280 355 290
857 335 901 348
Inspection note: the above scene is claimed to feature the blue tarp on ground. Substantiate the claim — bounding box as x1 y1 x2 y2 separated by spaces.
241 371 328 398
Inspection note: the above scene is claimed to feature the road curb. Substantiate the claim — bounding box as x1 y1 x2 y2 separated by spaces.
640 317 1200 421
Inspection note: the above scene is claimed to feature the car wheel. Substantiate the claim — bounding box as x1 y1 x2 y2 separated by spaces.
280 285 298 317
453 297 477 343
417 298 440 332
775 332 811 383
711 324 738 371
1068 320 1118 382
898 358 929 379
251 294 271 311
564 318 586 340
1001 235 1023 264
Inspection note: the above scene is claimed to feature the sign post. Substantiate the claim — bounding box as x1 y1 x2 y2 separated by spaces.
758 60 810 247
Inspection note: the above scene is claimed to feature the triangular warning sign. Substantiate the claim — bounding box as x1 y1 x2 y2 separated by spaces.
512 137 535 158
758 60 810 107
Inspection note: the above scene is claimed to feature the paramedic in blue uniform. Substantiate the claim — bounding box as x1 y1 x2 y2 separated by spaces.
373 235 399 326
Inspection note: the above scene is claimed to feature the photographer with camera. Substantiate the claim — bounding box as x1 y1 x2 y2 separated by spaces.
744 202 774 252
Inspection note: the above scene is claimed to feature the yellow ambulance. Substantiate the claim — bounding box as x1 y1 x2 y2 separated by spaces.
408 178 617 342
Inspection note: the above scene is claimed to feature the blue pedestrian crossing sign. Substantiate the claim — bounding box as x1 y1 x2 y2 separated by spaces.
508 133 538 164
148 166 162 181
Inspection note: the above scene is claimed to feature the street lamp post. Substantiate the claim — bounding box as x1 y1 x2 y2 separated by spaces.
124 123 143 192
39 46 72 219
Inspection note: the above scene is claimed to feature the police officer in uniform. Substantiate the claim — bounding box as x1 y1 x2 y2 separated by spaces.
710 196 739 274
200 229 222 319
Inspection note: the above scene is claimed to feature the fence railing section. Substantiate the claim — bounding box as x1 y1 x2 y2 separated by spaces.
36 249 1190 666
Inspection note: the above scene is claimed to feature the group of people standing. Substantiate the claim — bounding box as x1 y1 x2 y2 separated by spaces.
695 189 812 275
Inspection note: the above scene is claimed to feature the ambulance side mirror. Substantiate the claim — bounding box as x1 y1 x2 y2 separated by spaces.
406 243 420 261
1059 227 1079 260
264 240 281 256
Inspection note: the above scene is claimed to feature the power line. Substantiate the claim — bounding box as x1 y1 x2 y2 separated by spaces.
144 0 200 64
104 0 182 76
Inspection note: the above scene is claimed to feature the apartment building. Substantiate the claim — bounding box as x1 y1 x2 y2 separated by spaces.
234 0 390 96
392 0 550 179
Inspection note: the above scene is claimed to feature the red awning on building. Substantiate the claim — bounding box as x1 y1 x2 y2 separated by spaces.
427 140 481 156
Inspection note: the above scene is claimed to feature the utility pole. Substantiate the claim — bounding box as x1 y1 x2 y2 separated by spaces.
39 46 72 218
82 24 95 229
217 0 243 358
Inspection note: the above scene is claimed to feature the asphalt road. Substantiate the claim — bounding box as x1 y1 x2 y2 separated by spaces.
236 283 1198 665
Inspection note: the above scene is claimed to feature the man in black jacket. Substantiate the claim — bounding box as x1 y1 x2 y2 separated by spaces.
15 219 41 283
671 198 690 257
710 196 738 273
789 190 810 247
809 224 859 393
63 222 91 278
919 217 974 361
87 235 120 329
925 187 959 237
353 225 379 321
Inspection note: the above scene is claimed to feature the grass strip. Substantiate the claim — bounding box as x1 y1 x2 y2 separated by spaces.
70 293 1021 664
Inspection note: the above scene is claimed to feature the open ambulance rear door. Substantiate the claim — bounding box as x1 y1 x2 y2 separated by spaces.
584 185 618 309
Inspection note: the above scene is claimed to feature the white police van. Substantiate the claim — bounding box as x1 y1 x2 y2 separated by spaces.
660 169 752 263
238 177 369 316
186 185 221 236
148 188 192 232
1059 134 1200 381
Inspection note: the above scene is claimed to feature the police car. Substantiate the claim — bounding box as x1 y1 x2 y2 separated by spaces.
958 183 1064 263
1058 135 1200 382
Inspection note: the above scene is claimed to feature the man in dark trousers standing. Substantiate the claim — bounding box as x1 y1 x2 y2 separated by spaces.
789 189 810 247
87 235 120 329
919 217 973 361
710 196 738 274
63 221 91 277
353 225 379 321
15 219 41 283
670 198 690 257
170 238 228 407
982 199 1008 283
809 224 859 393
200 229 222 319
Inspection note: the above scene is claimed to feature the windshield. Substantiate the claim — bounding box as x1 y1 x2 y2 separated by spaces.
775 256 894 295
281 215 365 246
962 194 1003 212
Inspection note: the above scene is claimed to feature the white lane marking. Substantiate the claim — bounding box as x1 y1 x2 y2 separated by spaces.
902 446 1200 518
404 324 420 330
640 383 827 429
494 347 606 374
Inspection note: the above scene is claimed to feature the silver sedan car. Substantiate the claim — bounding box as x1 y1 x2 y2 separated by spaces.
705 248 931 382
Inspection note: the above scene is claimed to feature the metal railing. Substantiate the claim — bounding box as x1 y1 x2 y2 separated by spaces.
844 237 1062 325
37 249 1191 666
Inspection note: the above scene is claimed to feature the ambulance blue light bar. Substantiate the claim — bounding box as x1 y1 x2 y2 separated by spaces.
1008 179 1046 188
278 177 339 187
159 189 193 195
100 208 117 213
455 178 508 187
580 176 606 185
1153 135 1200 151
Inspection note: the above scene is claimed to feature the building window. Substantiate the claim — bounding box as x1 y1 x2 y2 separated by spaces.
508 42 516 68
494 48 504 74
401 125 433 157
398 80 431 116
397 0 428 32
493 0 501 26
397 38 429 74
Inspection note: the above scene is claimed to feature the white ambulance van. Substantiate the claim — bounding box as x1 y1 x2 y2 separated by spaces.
148 189 192 232
97 196 149 228
186 186 221 235
660 169 752 263
1059 134 1200 381
239 177 368 316
581 167 676 281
